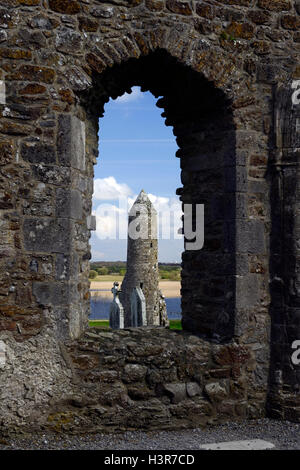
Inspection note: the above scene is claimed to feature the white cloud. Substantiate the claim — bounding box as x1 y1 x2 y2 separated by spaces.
149 195 182 240
91 249 105 260
93 203 128 240
92 177 183 242
149 194 174 211
115 86 143 104
93 176 133 201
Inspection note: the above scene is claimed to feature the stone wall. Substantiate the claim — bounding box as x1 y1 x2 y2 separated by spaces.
0 0 299 431
29 327 268 433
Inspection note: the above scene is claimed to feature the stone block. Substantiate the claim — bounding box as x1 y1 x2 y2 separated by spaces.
90 5 115 17
28 14 58 29
0 140 14 166
145 0 164 11
122 364 147 383
236 219 266 254
32 165 71 186
87 215 96 231
235 274 262 309
55 28 83 55
57 114 85 171
186 382 201 398
49 0 81 14
55 254 70 280
63 66 92 91
21 142 56 164
146 367 178 386
204 381 228 402
166 0 192 15
56 188 83 220
162 383 187 403
23 218 71 253
33 282 76 306
127 385 155 400
9 65 55 83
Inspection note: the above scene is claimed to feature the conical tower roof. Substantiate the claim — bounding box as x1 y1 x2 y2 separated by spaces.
129 189 157 215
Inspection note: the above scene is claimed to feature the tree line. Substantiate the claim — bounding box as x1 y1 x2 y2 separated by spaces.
89 262 181 281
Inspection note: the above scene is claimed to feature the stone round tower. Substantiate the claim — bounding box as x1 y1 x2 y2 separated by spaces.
121 190 167 327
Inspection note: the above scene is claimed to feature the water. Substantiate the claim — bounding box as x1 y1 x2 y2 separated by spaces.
90 295 181 320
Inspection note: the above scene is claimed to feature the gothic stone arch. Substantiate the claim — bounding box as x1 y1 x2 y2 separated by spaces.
0 0 299 431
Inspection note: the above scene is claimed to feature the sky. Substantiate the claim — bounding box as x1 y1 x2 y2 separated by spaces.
90 87 184 263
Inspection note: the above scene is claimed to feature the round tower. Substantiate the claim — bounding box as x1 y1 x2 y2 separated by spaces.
121 190 167 327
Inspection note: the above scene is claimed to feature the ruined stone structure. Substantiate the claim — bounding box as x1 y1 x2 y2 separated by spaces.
0 0 300 432
121 189 167 326
130 286 147 327
109 281 124 329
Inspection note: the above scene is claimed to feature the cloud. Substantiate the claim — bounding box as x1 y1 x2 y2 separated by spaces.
149 194 182 240
92 177 183 242
93 176 133 201
149 194 175 211
91 249 105 260
93 203 128 240
115 86 143 104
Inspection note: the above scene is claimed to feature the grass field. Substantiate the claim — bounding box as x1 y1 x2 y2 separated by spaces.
90 274 181 283
89 319 182 330
91 275 124 282
169 319 182 330
89 320 110 328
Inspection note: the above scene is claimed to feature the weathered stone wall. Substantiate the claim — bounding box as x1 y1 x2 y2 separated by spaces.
0 0 299 431
27 327 268 433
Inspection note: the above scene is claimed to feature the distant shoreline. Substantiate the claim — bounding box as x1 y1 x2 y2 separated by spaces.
90 280 181 299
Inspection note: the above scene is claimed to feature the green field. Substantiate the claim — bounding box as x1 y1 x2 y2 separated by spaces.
89 320 110 328
90 275 124 282
90 274 181 282
169 319 182 330
89 263 181 282
89 319 182 330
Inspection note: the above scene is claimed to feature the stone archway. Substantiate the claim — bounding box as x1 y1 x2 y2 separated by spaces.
76 48 240 342
0 0 299 431
48 42 270 347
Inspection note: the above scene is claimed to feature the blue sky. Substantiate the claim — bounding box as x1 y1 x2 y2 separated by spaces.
91 87 184 263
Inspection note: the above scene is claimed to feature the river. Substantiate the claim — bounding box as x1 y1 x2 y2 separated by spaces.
90 296 181 320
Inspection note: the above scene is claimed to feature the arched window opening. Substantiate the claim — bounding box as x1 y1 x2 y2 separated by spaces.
89 85 183 328
79 50 236 342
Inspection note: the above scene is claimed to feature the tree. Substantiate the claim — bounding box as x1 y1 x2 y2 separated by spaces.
97 267 109 275
89 270 98 279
